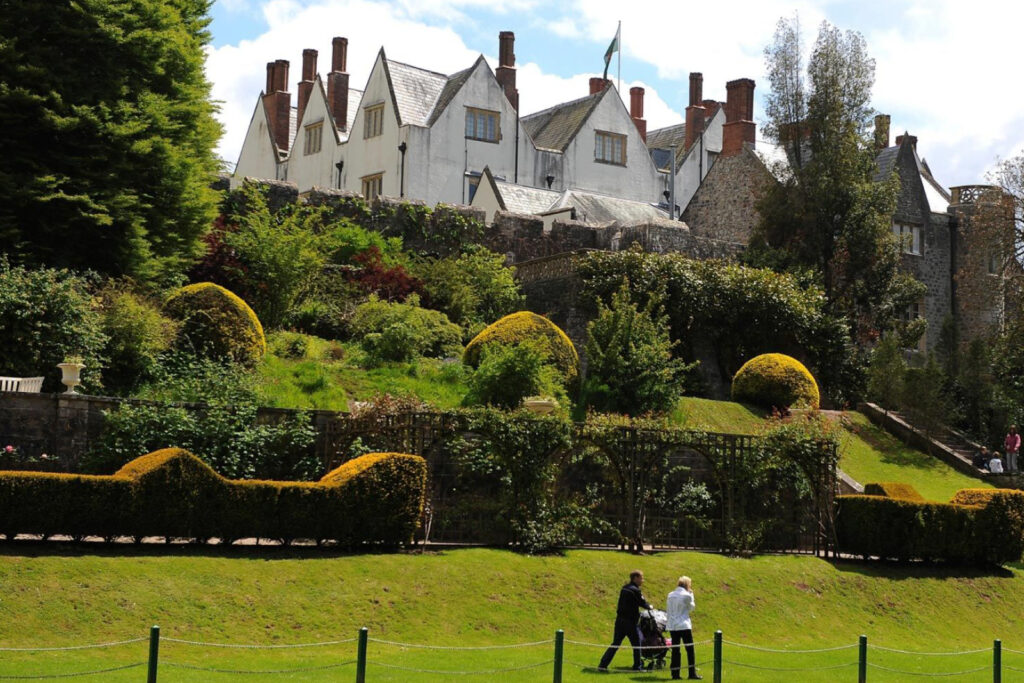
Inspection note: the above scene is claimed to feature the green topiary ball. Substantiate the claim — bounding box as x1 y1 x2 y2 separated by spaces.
731 353 820 410
165 282 266 367
463 311 579 385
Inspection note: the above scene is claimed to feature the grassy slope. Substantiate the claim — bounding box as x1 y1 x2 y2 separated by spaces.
1 547 1022 681
254 335 469 411
837 412 992 501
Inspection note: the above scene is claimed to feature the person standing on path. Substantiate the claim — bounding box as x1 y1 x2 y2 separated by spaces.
1005 426 1020 473
597 570 652 672
666 575 702 680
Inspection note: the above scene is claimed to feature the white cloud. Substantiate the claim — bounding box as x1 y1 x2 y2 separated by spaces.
546 17 580 39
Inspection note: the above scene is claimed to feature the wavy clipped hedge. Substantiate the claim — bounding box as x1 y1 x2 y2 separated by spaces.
836 489 1024 565
165 282 266 366
463 312 579 385
0 449 426 546
864 482 925 502
731 353 820 410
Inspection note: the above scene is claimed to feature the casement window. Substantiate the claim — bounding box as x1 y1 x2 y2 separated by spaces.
595 130 627 165
303 122 323 155
361 173 383 200
892 222 922 255
467 177 480 202
465 108 500 142
363 104 384 139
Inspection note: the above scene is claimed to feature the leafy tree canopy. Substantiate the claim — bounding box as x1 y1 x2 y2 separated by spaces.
0 0 222 284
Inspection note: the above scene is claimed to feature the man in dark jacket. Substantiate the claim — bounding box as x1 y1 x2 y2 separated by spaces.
597 570 653 671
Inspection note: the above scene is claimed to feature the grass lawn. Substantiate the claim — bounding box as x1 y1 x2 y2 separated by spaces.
254 333 469 411
1 546 1022 681
670 397 769 434
836 412 992 501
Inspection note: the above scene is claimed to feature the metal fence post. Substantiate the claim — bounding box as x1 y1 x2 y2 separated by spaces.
713 630 722 683
356 627 368 683
994 639 1002 683
147 625 160 683
859 635 867 683
553 629 564 683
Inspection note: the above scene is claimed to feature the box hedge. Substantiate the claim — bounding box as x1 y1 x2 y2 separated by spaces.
165 282 266 367
0 449 426 546
863 481 925 501
464 311 579 386
836 488 1024 565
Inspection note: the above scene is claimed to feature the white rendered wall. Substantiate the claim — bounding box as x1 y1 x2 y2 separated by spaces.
673 108 725 212
232 100 282 188
342 55 402 198
287 82 343 192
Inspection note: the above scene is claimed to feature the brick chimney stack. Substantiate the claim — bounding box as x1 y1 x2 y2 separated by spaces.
496 31 519 111
627 86 646 142
297 49 318 128
263 59 291 152
684 72 705 151
874 114 890 150
721 77 755 157
327 37 350 131
589 77 609 95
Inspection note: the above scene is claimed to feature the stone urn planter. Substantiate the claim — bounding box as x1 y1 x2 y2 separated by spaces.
57 361 85 394
522 397 558 414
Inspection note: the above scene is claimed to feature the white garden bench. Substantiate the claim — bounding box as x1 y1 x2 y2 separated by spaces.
0 377 44 393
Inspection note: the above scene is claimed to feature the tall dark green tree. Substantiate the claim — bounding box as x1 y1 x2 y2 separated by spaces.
752 16 923 344
0 0 222 284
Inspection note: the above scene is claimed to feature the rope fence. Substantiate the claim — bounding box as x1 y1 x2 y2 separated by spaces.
0 627 1021 680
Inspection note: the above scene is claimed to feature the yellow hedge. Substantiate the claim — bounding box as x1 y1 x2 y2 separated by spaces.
864 482 925 502
731 353 820 410
165 282 266 367
463 312 579 384
0 448 426 546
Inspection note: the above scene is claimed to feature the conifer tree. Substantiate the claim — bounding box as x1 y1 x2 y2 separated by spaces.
0 0 222 284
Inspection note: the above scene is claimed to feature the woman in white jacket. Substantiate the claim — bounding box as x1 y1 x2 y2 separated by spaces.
666 576 701 680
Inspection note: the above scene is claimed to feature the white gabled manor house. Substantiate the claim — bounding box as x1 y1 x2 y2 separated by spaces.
231 32 759 220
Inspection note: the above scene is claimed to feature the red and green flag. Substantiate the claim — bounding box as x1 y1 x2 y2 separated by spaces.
602 23 620 81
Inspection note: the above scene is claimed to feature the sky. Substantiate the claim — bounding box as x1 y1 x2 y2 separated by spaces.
206 0 1024 188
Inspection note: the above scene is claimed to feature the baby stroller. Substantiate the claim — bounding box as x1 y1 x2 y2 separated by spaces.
638 608 669 670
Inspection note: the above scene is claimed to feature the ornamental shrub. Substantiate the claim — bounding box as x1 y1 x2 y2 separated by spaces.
164 282 266 367
0 448 426 546
463 312 579 386
351 296 461 363
463 342 566 410
863 482 925 502
97 283 179 395
731 353 820 410
0 258 107 393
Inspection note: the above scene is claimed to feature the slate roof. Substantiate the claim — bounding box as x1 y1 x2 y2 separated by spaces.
384 56 449 127
646 122 687 170
874 141 951 214
492 179 561 215
553 190 669 224
874 146 900 181
426 61 478 127
521 91 605 152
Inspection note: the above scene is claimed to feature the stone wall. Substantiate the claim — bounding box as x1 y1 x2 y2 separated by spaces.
681 146 771 244
0 392 344 472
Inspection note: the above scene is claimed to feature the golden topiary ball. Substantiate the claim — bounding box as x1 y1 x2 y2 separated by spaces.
731 352 820 410
463 311 579 385
164 282 266 367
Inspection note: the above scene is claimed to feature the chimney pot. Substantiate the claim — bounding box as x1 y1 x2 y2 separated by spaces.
722 78 756 157
684 105 706 151
273 59 289 93
589 77 609 95
499 31 515 67
688 72 703 106
496 31 519 111
301 49 318 81
266 62 275 93
629 86 646 142
331 37 348 72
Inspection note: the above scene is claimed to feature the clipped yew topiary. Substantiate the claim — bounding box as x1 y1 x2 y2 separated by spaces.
731 353 820 410
0 448 426 546
463 312 579 385
165 282 266 366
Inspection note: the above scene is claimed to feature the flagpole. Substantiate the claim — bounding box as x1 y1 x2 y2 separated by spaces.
616 20 621 95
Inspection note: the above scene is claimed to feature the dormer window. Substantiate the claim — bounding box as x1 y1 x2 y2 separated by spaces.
893 222 921 255
595 131 626 165
364 104 384 139
465 107 500 142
